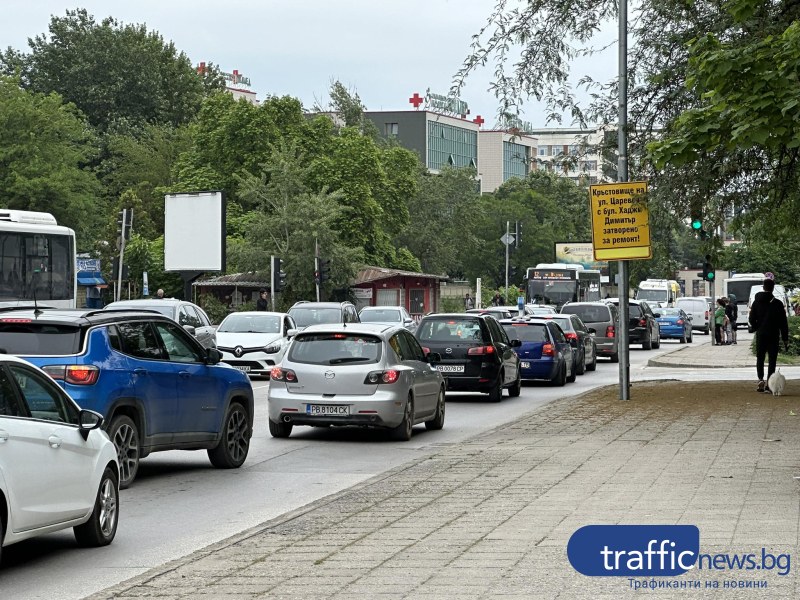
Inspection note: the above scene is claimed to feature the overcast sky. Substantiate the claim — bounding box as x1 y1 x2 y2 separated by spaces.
2 1 617 128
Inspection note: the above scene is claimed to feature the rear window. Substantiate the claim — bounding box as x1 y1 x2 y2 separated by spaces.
359 309 401 323
0 322 82 355
628 305 642 318
107 303 173 318
502 323 548 342
561 305 610 323
287 333 382 365
417 318 483 342
288 307 342 328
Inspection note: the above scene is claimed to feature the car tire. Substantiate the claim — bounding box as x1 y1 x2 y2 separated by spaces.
653 328 661 349
208 402 251 468
425 388 446 430
642 335 652 350
688 330 693 343
108 415 139 489
566 359 577 383
555 363 567 386
269 418 293 438
74 466 119 547
576 349 586 375
507 369 522 398
488 374 503 402
390 395 414 441
680 332 686 343
609 351 619 363
704 326 710 335
586 345 597 371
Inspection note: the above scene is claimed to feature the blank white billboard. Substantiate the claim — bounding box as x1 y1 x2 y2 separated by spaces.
164 191 225 271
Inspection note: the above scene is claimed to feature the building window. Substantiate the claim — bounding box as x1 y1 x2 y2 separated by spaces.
538 147 547 156
503 141 529 182
550 145 562 156
427 121 478 171
580 160 598 171
385 123 398 136
569 144 580 156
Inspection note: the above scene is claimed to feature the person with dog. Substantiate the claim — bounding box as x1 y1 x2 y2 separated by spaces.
749 278 789 393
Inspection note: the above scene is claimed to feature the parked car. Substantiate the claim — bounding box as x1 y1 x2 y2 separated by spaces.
538 314 598 373
288 301 360 332
500 318 576 385
560 301 620 363
492 305 539 317
675 297 710 335
466 307 514 319
604 298 661 350
216 311 296 376
415 313 521 401
268 323 445 441
104 298 217 349
358 306 417 333
0 355 119 563
527 305 558 315
655 307 693 343
0 307 255 488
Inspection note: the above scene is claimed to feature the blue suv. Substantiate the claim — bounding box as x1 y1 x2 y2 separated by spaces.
0 307 254 488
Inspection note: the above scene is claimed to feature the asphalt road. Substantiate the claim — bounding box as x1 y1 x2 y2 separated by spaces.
2 338 727 599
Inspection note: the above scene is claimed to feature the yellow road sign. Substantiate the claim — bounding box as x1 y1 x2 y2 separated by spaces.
589 182 651 260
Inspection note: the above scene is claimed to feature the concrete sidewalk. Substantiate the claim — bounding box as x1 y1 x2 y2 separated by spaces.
89 373 800 598
648 330 756 369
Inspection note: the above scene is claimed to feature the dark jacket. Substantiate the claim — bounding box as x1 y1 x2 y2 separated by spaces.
748 291 789 342
724 302 737 323
256 297 269 311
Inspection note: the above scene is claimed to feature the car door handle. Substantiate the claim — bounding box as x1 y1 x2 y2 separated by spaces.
179 371 191 378
48 435 62 448
0 430 8 443
134 368 148 376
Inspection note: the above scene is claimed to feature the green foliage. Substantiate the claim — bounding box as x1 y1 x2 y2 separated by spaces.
0 76 102 243
439 296 465 313
197 293 231 325
10 9 206 131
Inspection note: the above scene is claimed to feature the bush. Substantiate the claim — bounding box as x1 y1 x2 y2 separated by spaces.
439 296 464 313
748 315 800 357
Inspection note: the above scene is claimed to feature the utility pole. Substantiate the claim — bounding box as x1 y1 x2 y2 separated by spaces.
315 238 320 302
618 0 630 400
504 220 510 294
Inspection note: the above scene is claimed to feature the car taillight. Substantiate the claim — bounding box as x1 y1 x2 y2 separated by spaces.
676 319 684 325
542 343 555 356
565 332 578 341
705 310 709 319
41 365 100 385
421 347 430 355
639 319 646 327
467 345 496 355
364 369 400 384
606 325 615 338
271 367 298 382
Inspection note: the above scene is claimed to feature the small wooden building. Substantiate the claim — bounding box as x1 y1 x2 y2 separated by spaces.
192 272 269 307
352 266 448 319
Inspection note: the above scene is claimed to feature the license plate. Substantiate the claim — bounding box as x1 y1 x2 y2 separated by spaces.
306 404 350 416
233 365 251 372
520 361 530 369
435 365 465 373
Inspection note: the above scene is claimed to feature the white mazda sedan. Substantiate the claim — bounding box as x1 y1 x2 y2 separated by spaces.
0 355 119 564
215 311 296 377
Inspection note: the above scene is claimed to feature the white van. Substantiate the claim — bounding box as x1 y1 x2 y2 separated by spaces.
748 284 790 318
675 297 710 334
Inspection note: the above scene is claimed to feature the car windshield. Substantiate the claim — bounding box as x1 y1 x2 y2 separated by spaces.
561 305 609 323
502 323 548 342
288 307 342 328
417 318 483 342
0 322 82 355
219 314 281 334
359 309 401 323
108 303 173 318
287 333 382 365
547 317 573 332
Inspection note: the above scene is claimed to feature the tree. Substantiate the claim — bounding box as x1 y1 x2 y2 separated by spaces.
0 76 102 242
3 9 211 131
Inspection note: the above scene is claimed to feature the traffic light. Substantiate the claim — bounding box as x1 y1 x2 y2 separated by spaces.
116 208 133 243
508 265 518 282
689 206 710 240
515 220 522 249
697 255 714 282
319 258 331 283
272 256 286 292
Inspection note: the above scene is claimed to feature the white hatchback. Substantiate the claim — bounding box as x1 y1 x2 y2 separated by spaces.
215 311 296 376
0 355 119 564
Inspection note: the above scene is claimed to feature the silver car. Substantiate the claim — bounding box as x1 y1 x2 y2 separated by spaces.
358 306 417 333
104 298 217 349
267 323 445 441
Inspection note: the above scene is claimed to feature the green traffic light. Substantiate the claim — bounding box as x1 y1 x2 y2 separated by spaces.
691 219 702 230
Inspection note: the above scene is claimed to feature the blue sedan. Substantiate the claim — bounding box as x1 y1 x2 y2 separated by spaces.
500 319 575 386
655 307 693 343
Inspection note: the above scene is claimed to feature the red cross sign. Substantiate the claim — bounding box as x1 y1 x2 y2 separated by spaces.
473 115 485 127
409 93 424 109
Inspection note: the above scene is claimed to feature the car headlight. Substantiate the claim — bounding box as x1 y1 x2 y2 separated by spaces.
264 343 282 354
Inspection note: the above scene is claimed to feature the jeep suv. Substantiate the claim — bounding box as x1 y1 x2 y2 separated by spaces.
0 307 254 488
288 301 359 332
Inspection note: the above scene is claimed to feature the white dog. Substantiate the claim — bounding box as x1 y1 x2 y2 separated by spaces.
768 369 786 396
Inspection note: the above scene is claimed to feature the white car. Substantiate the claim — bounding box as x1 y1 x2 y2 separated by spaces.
0 355 119 564
215 311 296 376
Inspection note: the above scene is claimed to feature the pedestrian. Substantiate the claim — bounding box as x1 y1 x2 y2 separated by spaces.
256 288 269 311
725 294 738 344
156 288 165 299
749 278 789 393
491 292 502 307
714 298 727 345
464 292 475 311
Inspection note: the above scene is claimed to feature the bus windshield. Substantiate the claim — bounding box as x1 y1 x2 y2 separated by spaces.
637 289 668 302
0 231 75 305
528 280 577 307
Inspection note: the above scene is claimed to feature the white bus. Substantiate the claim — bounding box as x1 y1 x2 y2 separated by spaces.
0 209 77 308
526 263 602 309
723 273 765 327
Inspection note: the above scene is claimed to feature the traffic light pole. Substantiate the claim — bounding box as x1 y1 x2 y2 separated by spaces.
270 254 276 311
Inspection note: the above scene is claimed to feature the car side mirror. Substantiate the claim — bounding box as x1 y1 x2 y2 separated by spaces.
587 327 596 335
78 409 104 441
287 328 298 338
183 324 196 335
687 316 693 321
569 338 578 347
427 352 442 363
653 312 661 318
205 347 223 365
510 338 522 348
